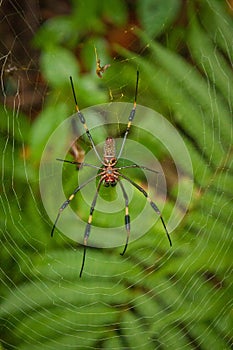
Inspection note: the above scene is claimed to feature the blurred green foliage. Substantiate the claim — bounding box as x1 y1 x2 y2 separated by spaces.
0 0 232 349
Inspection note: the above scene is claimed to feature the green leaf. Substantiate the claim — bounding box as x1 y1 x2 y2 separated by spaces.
187 12 233 105
137 0 182 37
33 16 77 50
102 0 127 26
40 47 79 87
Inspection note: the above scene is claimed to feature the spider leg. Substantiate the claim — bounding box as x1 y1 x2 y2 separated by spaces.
119 173 172 247
118 180 130 256
56 158 102 170
117 71 139 159
51 174 100 237
117 164 159 174
70 76 103 164
79 178 104 277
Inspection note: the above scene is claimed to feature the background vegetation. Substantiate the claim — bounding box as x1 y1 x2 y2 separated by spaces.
0 0 232 349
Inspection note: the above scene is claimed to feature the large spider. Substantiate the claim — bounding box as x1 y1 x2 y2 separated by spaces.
51 71 172 277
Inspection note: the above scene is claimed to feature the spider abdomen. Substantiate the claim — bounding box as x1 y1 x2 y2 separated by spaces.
104 137 116 163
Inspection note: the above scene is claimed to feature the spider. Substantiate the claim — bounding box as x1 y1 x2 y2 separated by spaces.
94 46 111 78
51 71 172 277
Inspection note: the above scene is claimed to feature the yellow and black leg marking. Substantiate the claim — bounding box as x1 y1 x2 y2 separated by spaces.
69 76 103 163
117 70 139 159
79 178 104 277
119 173 172 247
119 180 131 256
51 174 100 238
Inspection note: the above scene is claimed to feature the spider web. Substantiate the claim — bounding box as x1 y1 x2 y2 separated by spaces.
0 1 232 349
